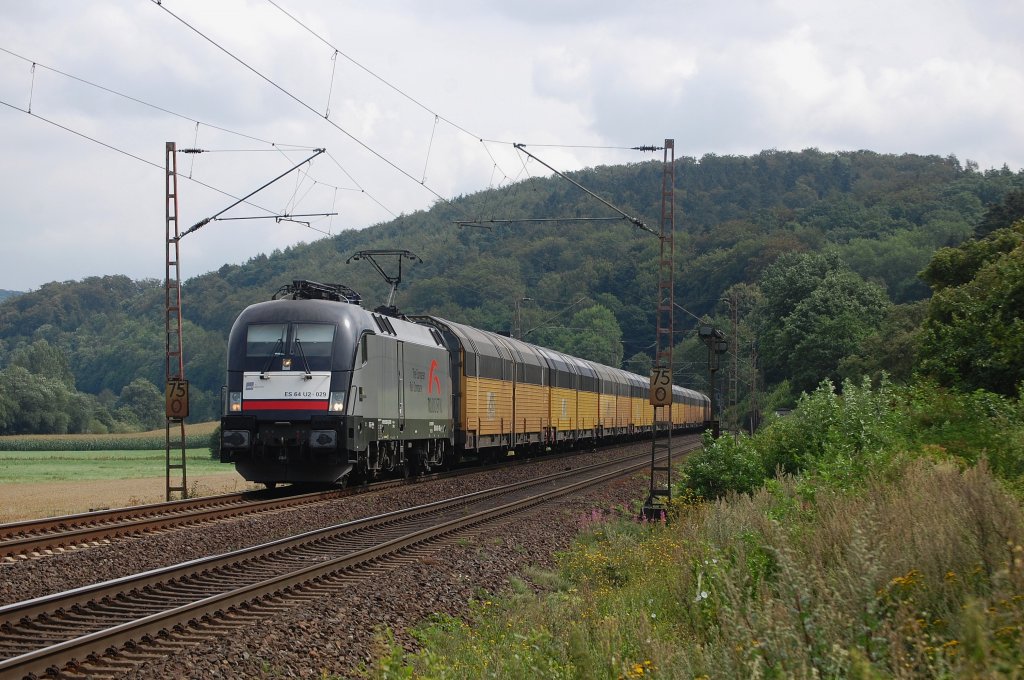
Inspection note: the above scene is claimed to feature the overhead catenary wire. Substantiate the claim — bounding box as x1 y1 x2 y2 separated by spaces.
179 147 326 238
27 62 36 113
0 44 391 221
5 11 665 257
422 115 439 184
264 2 651 182
0 97 320 228
514 143 658 236
325 49 339 118
214 212 337 234
7 13 658 231
153 0 451 206
265 0 482 142
324 151 398 218
0 46 315 150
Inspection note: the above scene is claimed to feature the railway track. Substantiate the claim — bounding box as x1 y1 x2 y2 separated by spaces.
0 439 671 561
0 488 347 561
0 440 698 679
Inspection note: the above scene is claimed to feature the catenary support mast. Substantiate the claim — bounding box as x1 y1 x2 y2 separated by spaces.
643 139 675 519
165 142 188 500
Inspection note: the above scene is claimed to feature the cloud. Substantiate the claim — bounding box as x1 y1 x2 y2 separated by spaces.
0 0 1021 290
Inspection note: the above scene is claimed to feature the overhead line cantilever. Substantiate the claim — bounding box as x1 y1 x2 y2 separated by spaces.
513 144 658 236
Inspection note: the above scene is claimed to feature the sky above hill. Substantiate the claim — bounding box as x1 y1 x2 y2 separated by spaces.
0 0 1021 291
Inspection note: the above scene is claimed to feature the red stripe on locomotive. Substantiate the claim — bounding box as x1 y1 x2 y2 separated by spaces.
244 400 329 411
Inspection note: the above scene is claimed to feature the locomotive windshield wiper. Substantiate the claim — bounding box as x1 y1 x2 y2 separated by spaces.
293 338 314 380
260 338 285 379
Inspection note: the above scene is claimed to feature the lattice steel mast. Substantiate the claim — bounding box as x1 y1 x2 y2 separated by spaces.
642 139 675 519
165 142 187 500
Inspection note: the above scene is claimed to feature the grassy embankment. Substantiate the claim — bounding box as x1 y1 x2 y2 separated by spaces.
362 380 1024 679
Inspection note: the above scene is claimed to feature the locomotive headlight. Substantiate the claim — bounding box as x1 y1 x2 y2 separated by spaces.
282 357 292 370
329 391 346 412
229 392 242 412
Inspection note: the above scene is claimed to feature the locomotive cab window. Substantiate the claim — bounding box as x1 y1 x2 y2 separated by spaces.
293 324 335 357
246 324 287 357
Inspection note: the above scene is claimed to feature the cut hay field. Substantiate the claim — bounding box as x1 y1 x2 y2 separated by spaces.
0 422 259 522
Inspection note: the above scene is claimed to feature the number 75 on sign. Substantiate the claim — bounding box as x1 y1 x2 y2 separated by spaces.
649 367 672 406
166 379 190 419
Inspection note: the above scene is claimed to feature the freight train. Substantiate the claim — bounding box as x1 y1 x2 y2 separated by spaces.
219 280 710 486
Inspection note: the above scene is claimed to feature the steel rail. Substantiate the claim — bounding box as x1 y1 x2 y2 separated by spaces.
0 489 345 559
0 439 665 559
0 439 699 678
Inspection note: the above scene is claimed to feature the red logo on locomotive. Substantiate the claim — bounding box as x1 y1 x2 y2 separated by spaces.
428 359 442 394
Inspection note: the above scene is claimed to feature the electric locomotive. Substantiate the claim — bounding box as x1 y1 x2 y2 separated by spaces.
219 280 453 485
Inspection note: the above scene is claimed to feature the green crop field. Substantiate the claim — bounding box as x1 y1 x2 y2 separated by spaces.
0 449 225 483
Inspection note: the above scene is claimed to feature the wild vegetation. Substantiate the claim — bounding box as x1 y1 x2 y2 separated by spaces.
362 377 1024 679
1 150 1022 433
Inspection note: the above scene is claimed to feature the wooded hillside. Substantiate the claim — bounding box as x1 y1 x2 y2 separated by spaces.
0 149 1021 431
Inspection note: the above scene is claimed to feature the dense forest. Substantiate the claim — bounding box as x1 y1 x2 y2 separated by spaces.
0 149 1022 434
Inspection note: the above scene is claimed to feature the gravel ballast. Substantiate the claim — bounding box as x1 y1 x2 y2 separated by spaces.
0 443 678 677
123 474 647 678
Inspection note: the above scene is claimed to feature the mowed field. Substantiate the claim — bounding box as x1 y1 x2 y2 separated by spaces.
0 423 260 522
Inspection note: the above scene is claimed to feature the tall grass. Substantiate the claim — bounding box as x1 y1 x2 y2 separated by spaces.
360 379 1024 678
363 461 1023 678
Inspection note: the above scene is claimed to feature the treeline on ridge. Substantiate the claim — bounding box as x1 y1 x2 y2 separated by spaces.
0 148 1022 435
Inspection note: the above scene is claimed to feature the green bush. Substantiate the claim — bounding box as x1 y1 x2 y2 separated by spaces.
904 381 1024 490
208 426 221 460
682 431 766 499
684 377 907 498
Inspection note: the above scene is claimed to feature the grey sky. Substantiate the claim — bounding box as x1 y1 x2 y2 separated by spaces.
1 0 1021 291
